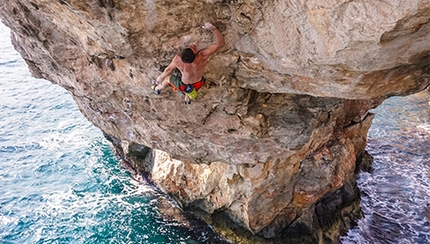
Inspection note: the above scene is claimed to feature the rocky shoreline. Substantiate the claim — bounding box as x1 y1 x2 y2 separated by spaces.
103 123 375 243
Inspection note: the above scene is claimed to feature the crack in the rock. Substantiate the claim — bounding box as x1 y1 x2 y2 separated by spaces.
201 105 218 125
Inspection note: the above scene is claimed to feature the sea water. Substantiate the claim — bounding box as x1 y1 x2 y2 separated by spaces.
1 21 429 243
0 23 220 244
341 92 430 244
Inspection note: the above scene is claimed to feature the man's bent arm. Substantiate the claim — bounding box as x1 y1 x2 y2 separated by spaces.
202 22 225 56
211 27 225 50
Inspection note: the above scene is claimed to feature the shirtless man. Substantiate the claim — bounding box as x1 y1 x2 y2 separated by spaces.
152 22 225 104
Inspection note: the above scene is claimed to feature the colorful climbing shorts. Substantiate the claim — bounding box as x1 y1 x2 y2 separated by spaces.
169 75 206 92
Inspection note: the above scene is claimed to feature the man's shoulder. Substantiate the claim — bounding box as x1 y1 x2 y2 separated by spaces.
172 54 181 61
171 55 184 69
171 55 182 65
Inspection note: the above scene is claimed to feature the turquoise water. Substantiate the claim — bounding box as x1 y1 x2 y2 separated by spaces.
0 23 221 243
1 20 429 243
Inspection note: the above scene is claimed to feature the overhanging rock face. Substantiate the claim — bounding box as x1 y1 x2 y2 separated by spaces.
1 0 429 242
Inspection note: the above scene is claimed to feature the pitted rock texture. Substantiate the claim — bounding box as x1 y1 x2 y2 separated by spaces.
1 0 429 242
120 98 377 242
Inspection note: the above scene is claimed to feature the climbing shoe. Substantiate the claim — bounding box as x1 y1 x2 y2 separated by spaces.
184 95 191 105
151 80 161 95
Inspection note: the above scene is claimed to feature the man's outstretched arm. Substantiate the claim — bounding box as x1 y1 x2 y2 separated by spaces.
201 22 225 57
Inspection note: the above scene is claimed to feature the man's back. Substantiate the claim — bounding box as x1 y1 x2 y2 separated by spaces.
173 51 209 84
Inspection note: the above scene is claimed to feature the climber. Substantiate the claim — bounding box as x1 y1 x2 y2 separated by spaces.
151 22 225 104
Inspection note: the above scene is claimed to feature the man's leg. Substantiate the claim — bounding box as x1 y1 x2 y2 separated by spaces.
154 75 171 91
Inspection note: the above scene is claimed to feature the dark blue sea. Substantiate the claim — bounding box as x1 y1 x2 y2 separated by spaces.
0 21 429 244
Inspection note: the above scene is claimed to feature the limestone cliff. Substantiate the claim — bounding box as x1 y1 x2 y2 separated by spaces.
1 0 429 243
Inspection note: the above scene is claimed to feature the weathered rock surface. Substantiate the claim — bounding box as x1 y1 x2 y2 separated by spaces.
1 0 429 243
